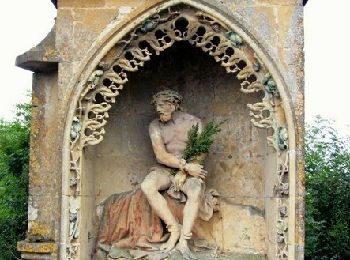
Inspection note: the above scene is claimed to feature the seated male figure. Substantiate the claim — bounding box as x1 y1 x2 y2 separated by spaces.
141 90 207 259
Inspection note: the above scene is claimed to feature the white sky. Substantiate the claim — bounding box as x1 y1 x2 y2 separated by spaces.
0 0 56 120
304 0 350 136
0 0 349 136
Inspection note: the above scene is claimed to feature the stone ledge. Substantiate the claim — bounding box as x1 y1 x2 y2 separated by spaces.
21 253 56 260
17 241 57 254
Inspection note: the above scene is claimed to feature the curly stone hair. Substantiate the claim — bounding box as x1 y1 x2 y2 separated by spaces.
151 90 183 107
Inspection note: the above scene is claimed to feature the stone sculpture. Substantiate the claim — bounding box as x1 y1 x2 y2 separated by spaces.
95 90 219 259
142 90 209 259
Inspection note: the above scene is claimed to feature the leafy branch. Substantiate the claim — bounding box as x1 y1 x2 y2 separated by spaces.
182 120 225 161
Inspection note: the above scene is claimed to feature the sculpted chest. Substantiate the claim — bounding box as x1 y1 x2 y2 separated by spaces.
159 117 197 145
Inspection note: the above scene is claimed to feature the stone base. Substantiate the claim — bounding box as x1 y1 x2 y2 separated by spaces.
17 241 57 260
168 250 265 259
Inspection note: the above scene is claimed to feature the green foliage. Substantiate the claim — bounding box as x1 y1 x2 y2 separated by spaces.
0 103 31 260
183 120 224 161
305 116 350 260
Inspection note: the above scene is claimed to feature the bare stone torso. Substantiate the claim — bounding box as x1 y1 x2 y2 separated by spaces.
151 111 201 158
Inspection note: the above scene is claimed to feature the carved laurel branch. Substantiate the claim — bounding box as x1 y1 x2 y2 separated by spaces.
67 5 290 259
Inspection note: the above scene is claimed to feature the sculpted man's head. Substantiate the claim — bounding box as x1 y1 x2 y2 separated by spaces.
151 90 183 122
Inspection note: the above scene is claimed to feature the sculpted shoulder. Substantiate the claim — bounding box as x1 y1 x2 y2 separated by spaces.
173 111 201 124
149 118 160 127
149 119 161 135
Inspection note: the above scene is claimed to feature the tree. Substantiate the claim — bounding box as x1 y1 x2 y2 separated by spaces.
305 116 350 259
0 103 31 259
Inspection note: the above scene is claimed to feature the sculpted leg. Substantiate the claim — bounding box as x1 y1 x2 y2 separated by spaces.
140 170 180 251
177 178 204 259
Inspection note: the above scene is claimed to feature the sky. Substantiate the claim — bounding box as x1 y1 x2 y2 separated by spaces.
304 0 350 135
0 0 56 119
0 0 349 136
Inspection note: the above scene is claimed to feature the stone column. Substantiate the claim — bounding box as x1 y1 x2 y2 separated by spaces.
16 26 61 260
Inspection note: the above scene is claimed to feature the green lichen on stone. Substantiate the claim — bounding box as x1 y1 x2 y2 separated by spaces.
70 117 81 140
140 19 158 33
225 31 243 47
253 60 261 72
262 73 279 97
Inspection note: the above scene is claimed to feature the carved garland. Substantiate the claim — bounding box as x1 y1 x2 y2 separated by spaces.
67 5 289 259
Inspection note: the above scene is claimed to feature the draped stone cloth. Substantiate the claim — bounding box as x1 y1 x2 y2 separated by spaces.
95 172 219 259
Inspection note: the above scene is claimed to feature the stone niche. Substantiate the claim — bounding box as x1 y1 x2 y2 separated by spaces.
16 1 305 260
83 41 269 257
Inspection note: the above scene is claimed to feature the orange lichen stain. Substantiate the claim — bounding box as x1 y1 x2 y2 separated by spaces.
32 94 42 107
17 241 57 253
29 221 51 238
29 173 42 186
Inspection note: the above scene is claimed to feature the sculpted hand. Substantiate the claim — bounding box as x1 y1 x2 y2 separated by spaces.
184 163 207 179
174 171 187 191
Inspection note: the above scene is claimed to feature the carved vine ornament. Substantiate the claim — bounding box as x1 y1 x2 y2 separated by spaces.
67 5 290 259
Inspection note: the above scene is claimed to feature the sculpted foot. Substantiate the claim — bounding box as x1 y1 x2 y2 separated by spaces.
159 224 180 252
176 236 196 260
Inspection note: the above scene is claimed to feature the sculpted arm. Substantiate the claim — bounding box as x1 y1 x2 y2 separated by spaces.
149 122 185 169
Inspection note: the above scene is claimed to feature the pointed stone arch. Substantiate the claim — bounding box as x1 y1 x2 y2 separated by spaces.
60 1 297 259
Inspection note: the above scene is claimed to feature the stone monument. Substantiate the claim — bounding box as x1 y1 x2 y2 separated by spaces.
16 0 305 259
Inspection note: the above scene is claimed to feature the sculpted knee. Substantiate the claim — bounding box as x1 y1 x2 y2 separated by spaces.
141 175 157 195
